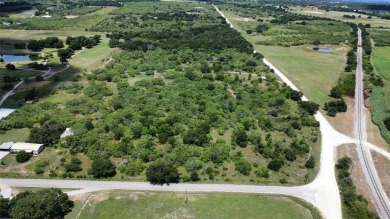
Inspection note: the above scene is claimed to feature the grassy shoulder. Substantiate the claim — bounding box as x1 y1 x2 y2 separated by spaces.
68 191 321 219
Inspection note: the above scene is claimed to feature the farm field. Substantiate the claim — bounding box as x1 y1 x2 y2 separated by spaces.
289 6 390 28
69 191 320 219
221 10 348 106
371 46 390 143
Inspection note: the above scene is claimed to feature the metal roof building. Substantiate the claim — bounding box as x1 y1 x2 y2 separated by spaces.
0 142 13 151
10 142 44 155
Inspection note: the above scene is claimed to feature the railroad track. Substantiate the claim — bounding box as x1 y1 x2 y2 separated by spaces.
355 28 390 219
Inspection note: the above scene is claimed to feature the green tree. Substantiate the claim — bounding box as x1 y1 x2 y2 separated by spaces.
9 188 74 219
15 150 31 163
146 158 179 185
28 121 65 146
234 158 252 175
305 156 315 169
232 124 248 147
5 63 16 70
384 117 390 131
0 197 10 218
89 158 116 178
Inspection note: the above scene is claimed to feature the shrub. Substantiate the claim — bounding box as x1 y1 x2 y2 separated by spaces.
15 150 31 163
305 156 315 169
146 158 179 185
267 158 283 171
384 117 390 131
89 158 116 178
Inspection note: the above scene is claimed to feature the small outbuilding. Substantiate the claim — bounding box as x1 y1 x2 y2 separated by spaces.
10 142 44 155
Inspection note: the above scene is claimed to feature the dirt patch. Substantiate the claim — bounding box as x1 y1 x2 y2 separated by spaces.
89 191 111 203
65 15 79 19
336 144 377 213
162 208 194 219
328 97 355 138
371 151 390 199
175 193 206 202
303 10 325 15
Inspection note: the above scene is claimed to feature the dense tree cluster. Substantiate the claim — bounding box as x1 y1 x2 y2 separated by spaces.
108 25 253 54
27 37 64 51
0 188 74 219
0 1 32 12
323 99 347 117
0 2 322 183
66 35 101 50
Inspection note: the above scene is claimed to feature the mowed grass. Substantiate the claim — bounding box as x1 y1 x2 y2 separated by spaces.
76 192 320 219
372 46 390 108
371 46 390 143
0 30 105 42
289 6 390 28
0 68 43 78
222 10 347 105
372 46 390 109
0 128 30 144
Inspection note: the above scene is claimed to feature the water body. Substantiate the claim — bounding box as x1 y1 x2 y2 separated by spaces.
0 54 39 62
18 10 36 16
318 48 335 53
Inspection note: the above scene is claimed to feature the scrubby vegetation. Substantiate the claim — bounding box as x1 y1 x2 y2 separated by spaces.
336 157 379 219
0 2 321 184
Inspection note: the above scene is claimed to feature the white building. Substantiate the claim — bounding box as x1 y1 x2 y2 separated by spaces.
10 142 44 155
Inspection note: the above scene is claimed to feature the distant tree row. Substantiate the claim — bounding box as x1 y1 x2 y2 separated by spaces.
27 37 64 51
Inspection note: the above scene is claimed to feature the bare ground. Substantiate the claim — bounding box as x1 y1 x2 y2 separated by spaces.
371 151 390 199
336 144 377 212
328 97 355 138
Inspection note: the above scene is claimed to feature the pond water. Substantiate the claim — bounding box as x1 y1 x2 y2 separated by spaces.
318 48 335 53
19 10 36 16
0 54 39 62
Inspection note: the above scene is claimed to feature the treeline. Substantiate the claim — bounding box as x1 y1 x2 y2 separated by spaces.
141 12 200 22
360 25 384 87
0 1 32 12
27 37 64 51
60 0 123 7
336 157 379 219
108 25 253 54
66 35 101 50
324 22 357 116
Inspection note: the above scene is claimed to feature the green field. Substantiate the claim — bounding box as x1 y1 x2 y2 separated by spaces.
0 68 43 78
371 46 390 143
72 192 320 219
289 6 390 28
0 128 30 144
222 10 347 106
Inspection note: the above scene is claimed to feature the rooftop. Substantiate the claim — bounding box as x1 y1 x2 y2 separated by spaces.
0 142 13 150
11 142 44 151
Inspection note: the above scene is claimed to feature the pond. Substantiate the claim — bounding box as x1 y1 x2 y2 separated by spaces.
0 54 39 62
18 10 36 16
318 48 335 53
